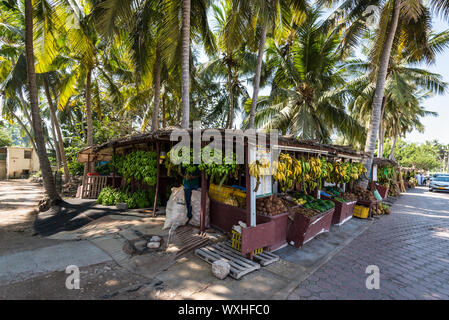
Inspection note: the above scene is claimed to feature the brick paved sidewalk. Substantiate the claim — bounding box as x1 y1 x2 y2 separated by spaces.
288 187 449 300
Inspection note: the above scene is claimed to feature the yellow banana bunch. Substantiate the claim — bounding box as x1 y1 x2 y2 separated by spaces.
249 158 270 192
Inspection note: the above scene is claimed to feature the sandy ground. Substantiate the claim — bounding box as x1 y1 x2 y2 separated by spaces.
0 180 153 299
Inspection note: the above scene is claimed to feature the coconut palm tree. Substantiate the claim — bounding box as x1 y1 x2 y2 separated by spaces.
329 0 449 186
24 0 60 201
346 25 448 157
250 7 365 142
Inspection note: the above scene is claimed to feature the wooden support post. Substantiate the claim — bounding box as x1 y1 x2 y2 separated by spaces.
245 143 251 227
153 141 160 217
82 153 90 198
200 170 207 234
244 143 253 260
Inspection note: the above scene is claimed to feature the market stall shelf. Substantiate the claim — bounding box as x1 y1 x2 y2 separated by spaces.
286 207 335 248
209 198 277 254
257 212 289 251
323 197 356 226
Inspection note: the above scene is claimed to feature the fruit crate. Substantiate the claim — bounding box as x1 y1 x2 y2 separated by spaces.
322 196 356 226
256 211 289 251
286 207 335 248
231 230 263 255
353 205 369 219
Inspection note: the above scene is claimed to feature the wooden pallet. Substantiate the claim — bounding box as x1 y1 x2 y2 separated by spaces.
219 241 280 267
195 243 260 279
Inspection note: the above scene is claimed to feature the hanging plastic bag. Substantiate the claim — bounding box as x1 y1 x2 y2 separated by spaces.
189 188 210 228
163 186 188 229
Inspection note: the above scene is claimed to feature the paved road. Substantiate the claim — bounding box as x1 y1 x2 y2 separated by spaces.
288 187 449 300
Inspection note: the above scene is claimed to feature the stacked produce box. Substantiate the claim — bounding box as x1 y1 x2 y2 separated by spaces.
322 186 357 225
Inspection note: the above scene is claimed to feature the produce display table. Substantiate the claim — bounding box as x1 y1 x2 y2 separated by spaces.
209 198 277 254
321 195 356 226
286 207 335 248
258 212 289 251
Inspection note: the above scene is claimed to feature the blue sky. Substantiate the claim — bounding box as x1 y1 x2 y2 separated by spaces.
204 5 449 145
405 15 449 144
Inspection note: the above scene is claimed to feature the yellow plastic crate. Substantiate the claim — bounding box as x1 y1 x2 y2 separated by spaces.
209 184 246 207
209 184 234 202
231 230 263 254
353 205 370 219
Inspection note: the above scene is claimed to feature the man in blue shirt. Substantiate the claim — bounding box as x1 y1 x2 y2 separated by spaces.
180 165 200 225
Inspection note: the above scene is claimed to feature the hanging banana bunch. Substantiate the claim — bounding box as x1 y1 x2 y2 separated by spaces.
273 153 296 193
249 157 270 192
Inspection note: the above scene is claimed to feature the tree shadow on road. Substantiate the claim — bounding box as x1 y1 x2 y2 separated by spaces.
34 200 122 237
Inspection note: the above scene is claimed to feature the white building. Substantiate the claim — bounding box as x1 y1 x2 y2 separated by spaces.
0 146 40 179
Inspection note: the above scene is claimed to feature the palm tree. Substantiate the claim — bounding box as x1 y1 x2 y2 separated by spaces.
250 7 365 142
225 0 308 129
181 0 191 128
24 0 59 201
199 0 261 128
331 0 449 186
346 24 448 158
43 74 70 182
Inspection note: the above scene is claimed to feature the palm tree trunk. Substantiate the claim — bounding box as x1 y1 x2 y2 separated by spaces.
49 115 60 171
249 24 267 129
162 92 166 128
11 112 37 151
44 77 70 183
24 0 59 201
389 135 397 160
378 97 386 157
18 91 35 135
181 0 191 129
85 68 94 172
361 0 401 188
151 46 161 131
86 68 93 146
226 61 234 129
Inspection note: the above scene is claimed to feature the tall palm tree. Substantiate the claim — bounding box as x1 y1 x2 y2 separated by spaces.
200 0 260 128
43 74 70 182
250 7 365 142
24 0 59 201
225 0 308 129
181 0 191 128
331 0 449 186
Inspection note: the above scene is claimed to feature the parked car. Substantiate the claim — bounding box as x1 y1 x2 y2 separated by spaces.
429 175 449 192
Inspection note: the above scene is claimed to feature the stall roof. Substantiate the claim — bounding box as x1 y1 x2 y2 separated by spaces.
78 128 366 163
373 157 399 168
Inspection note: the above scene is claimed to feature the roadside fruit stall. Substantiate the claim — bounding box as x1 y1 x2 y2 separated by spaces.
77 129 368 260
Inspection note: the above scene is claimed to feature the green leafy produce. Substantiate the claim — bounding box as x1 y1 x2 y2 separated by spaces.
165 145 239 187
112 151 158 186
294 192 334 212
97 187 158 209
